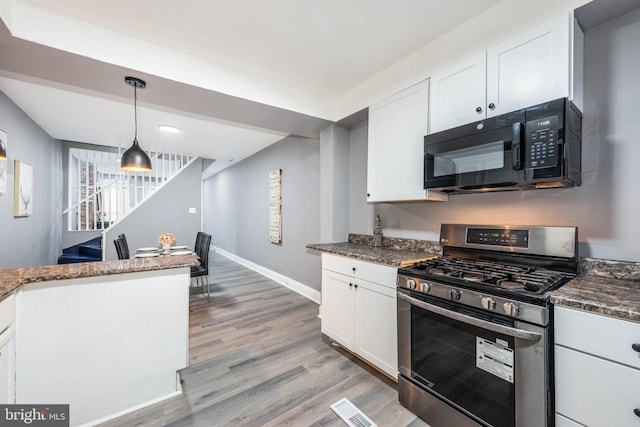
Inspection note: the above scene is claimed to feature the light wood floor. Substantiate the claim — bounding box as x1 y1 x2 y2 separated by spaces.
100 253 428 427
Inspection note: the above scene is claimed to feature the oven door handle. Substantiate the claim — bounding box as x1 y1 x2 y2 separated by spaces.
398 292 542 342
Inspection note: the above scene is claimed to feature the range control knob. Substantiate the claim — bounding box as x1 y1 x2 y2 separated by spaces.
420 282 431 293
406 279 417 290
448 289 462 301
503 302 520 317
481 297 496 311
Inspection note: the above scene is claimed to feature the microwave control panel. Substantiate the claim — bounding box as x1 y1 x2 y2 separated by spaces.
525 115 559 169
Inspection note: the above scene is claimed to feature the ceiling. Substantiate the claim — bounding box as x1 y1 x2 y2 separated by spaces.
18 0 500 98
0 0 505 175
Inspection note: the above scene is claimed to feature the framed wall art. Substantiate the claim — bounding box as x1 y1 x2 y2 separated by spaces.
14 160 33 217
0 129 7 194
268 169 282 244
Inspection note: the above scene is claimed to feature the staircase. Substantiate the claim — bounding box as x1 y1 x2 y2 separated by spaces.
57 236 103 264
64 147 194 232
60 147 195 263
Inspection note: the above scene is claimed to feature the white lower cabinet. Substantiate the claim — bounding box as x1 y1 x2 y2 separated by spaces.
321 254 398 379
321 272 356 347
353 278 397 376
0 294 15 404
554 306 640 426
0 330 15 404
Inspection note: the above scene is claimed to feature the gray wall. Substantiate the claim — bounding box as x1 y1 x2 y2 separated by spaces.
103 158 203 260
202 136 321 291
0 91 63 268
349 9 640 262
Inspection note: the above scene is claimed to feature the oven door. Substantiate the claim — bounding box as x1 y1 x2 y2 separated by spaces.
397 289 549 427
424 113 526 191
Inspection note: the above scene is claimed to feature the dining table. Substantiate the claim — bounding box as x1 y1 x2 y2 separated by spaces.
133 245 194 258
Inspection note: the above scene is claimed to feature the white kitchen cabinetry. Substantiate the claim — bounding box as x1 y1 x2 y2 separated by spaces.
320 254 398 378
367 79 447 203
0 293 16 404
321 272 355 347
430 13 583 133
554 306 640 426
429 54 487 133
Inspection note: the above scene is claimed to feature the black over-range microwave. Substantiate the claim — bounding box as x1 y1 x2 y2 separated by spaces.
424 98 581 194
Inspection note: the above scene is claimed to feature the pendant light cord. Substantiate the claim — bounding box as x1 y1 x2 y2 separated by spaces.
134 84 138 140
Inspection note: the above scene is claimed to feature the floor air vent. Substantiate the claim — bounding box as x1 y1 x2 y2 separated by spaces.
330 397 377 427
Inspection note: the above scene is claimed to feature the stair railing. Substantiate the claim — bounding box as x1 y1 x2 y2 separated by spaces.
63 147 193 231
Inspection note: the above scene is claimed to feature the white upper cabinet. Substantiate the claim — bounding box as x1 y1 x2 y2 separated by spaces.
367 79 448 203
429 13 583 133
487 14 572 117
430 54 487 133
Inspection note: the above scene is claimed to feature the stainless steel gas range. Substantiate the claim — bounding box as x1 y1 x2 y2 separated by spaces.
397 224 578 427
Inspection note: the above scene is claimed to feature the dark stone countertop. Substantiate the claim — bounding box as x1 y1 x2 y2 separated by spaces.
0 255 200 300
309 234 640 323
308 238 640 323
306 234 441 267
551 257 640 323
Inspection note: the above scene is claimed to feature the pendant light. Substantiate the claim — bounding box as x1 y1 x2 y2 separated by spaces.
121 76 152 172
0 132 6 159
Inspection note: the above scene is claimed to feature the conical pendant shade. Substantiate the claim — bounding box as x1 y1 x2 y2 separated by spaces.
121 138 152 171
121 76 152 172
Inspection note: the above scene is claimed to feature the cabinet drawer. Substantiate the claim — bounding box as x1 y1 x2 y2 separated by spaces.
555 345 640 427
555 306 640 369
321 254 397 288
0 294 15 334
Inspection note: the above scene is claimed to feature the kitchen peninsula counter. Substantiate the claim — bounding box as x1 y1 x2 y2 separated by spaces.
0 255 200 299
551 258 640 323
306 233 441 267
0 255 199 425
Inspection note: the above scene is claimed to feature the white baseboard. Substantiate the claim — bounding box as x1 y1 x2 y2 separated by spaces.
213 246 321 305
80 373 183 427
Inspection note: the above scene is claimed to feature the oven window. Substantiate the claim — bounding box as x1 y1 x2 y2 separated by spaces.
433 141 505 177
411 300 515 427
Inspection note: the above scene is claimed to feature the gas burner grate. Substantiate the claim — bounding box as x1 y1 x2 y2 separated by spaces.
406 257 567 294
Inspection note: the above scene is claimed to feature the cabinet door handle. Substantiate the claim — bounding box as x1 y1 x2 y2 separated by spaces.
488 103 496 110
475 106 482 113
349 283 353 288
632 343 640 352
634 408 640 418
354 284 358 289
352 267 356 273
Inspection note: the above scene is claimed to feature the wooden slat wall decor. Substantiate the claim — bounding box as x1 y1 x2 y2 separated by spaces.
269 169 282 244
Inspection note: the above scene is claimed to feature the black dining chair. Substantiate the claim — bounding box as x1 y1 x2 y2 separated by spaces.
118 234 130 259
114 234 130 260
191 232 212 298
114 238 125 260
194 231 205 257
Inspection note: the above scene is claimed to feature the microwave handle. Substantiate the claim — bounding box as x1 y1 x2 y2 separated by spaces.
512 122 524 170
